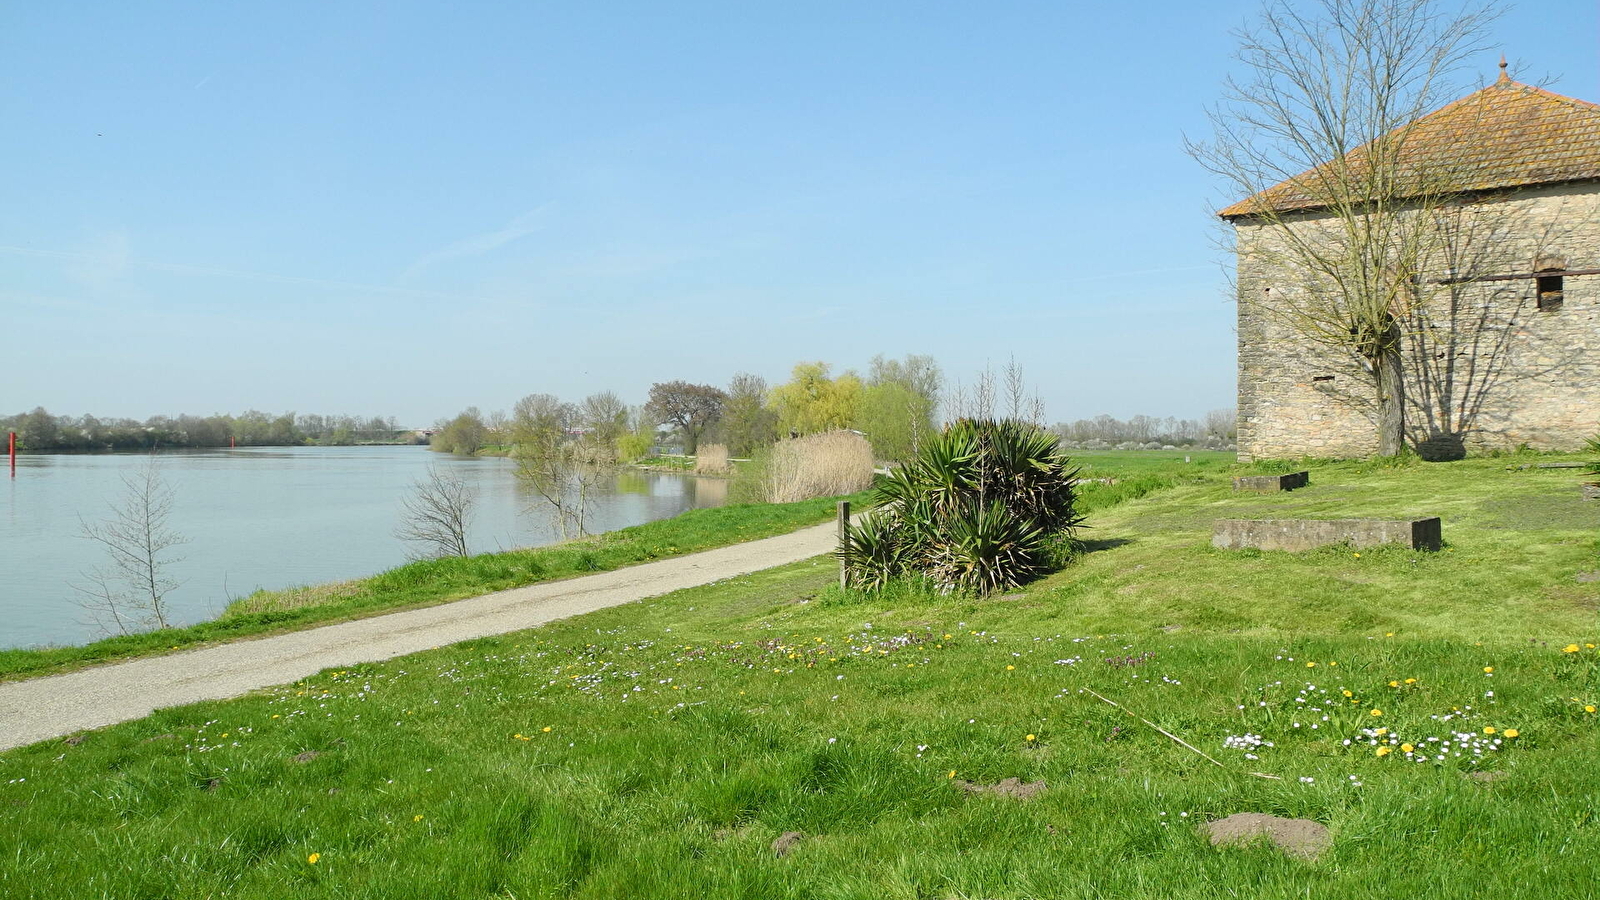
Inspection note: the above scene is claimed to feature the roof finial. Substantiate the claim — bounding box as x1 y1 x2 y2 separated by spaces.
1497 54 1509 83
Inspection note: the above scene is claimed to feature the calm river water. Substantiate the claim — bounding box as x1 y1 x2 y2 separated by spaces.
0 446 727 649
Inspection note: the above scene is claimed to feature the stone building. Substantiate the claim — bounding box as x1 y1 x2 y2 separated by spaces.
1222 69 1600 461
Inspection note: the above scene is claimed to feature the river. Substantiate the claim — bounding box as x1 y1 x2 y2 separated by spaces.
0 446 727 649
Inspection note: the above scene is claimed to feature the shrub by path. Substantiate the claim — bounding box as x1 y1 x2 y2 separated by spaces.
0 522 836 752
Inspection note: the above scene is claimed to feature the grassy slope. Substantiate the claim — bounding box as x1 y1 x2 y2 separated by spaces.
0 493 870 682
2 456 1597 898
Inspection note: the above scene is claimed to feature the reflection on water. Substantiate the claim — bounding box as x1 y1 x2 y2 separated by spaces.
0 446 728 649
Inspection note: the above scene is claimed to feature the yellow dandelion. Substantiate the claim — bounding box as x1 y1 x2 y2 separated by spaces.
1401 743 1414 753
944 634 953 640
1329 661 1338 667
413 814 424 822
1306 662 1317 668
1385 632 1395 637
1563 644 1581 653
1389 681 1400 688
1503 729 1519 738
307 853 320 865
1587 644 1596 649
542 726 552 733
1375 727 1388 736
1375 747 1391 757
1006 665 1015 671
1585 705 1595 713
1353 553 1360 558
1025 734 1036 742
1483 667 1494 673
1370 709 1383 717
948 770 957 778
1342 690 1353 697
1405 678 1417 684
1483 726 1496 734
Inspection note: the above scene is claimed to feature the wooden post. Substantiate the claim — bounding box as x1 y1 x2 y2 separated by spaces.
7 432 14 478
836 500 851 590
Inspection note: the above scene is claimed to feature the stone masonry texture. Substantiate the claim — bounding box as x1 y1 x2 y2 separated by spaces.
1234 182 1600 461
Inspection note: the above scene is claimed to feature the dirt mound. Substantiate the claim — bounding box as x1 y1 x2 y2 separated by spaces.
291 750 321 764
1202 812 1331 860
771 831 805 857
956 777 1047 800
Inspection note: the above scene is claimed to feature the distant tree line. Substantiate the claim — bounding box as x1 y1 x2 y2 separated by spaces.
2 407 408 451
429 353 1237 464
1052 410 1237 449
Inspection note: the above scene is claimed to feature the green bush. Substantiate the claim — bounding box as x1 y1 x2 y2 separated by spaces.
839 419 1082 595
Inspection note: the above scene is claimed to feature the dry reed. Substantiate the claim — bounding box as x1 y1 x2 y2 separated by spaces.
763 431 875 502
694 443 732 475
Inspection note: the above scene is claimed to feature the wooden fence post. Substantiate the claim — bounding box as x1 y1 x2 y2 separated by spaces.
836 500 851 590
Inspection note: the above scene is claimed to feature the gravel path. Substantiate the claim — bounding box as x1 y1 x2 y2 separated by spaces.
0 522 837 752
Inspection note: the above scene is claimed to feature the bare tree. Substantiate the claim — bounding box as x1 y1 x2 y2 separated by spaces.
516 441 612 539
1190 0 1499 456
1004 355 1027 420
396 466 476 558
71 455 187 635
580 391 629 450
511 393 572 456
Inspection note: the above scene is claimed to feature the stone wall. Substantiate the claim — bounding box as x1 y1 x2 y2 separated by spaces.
1235 182 1600 461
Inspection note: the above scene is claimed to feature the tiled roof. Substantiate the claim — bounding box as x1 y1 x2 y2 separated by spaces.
1220 77 1600 218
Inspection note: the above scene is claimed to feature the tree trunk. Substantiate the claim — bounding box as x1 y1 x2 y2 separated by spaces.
1374 339 1406 457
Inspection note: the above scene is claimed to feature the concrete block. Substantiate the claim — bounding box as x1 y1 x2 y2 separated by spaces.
1232 471 1310 492
1212 517 1441 552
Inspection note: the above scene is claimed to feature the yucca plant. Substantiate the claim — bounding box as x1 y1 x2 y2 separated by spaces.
840 418 1082 596
835 508 909 592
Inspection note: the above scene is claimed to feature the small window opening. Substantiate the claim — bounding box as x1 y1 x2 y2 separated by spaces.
1312 375 1335 383
1536 272 1564 311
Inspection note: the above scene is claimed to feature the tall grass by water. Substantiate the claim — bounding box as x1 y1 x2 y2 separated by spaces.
759 431 876 503
693 444 732 475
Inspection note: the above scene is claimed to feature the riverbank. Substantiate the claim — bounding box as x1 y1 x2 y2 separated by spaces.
2 456 1594 896
0 493 869 682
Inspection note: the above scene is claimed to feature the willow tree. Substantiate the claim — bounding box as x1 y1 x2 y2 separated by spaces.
1190 0 1499 456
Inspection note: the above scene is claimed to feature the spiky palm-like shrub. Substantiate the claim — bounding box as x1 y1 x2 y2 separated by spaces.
839 419 1081 596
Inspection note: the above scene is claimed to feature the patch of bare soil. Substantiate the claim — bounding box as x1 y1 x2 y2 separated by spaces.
62 734 87 746
1465 770 1510 784
771 831 805 857
1202 812 1331 861
291 750 321 764
956 777 1047 800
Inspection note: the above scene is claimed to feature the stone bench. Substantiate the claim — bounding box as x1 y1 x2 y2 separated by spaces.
1233 472 1309 492
1212 517 1441 552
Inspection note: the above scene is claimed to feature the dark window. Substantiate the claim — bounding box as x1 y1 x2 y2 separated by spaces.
1536 273 1564 311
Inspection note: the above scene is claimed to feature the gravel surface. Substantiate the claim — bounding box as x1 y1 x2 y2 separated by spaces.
0 522 836 751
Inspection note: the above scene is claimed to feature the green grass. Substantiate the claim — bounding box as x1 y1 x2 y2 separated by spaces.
3 456 1598 897
0 493 870 682
1068 448 1238 476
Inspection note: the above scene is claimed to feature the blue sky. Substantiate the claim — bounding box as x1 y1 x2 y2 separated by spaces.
4 1 1595 427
